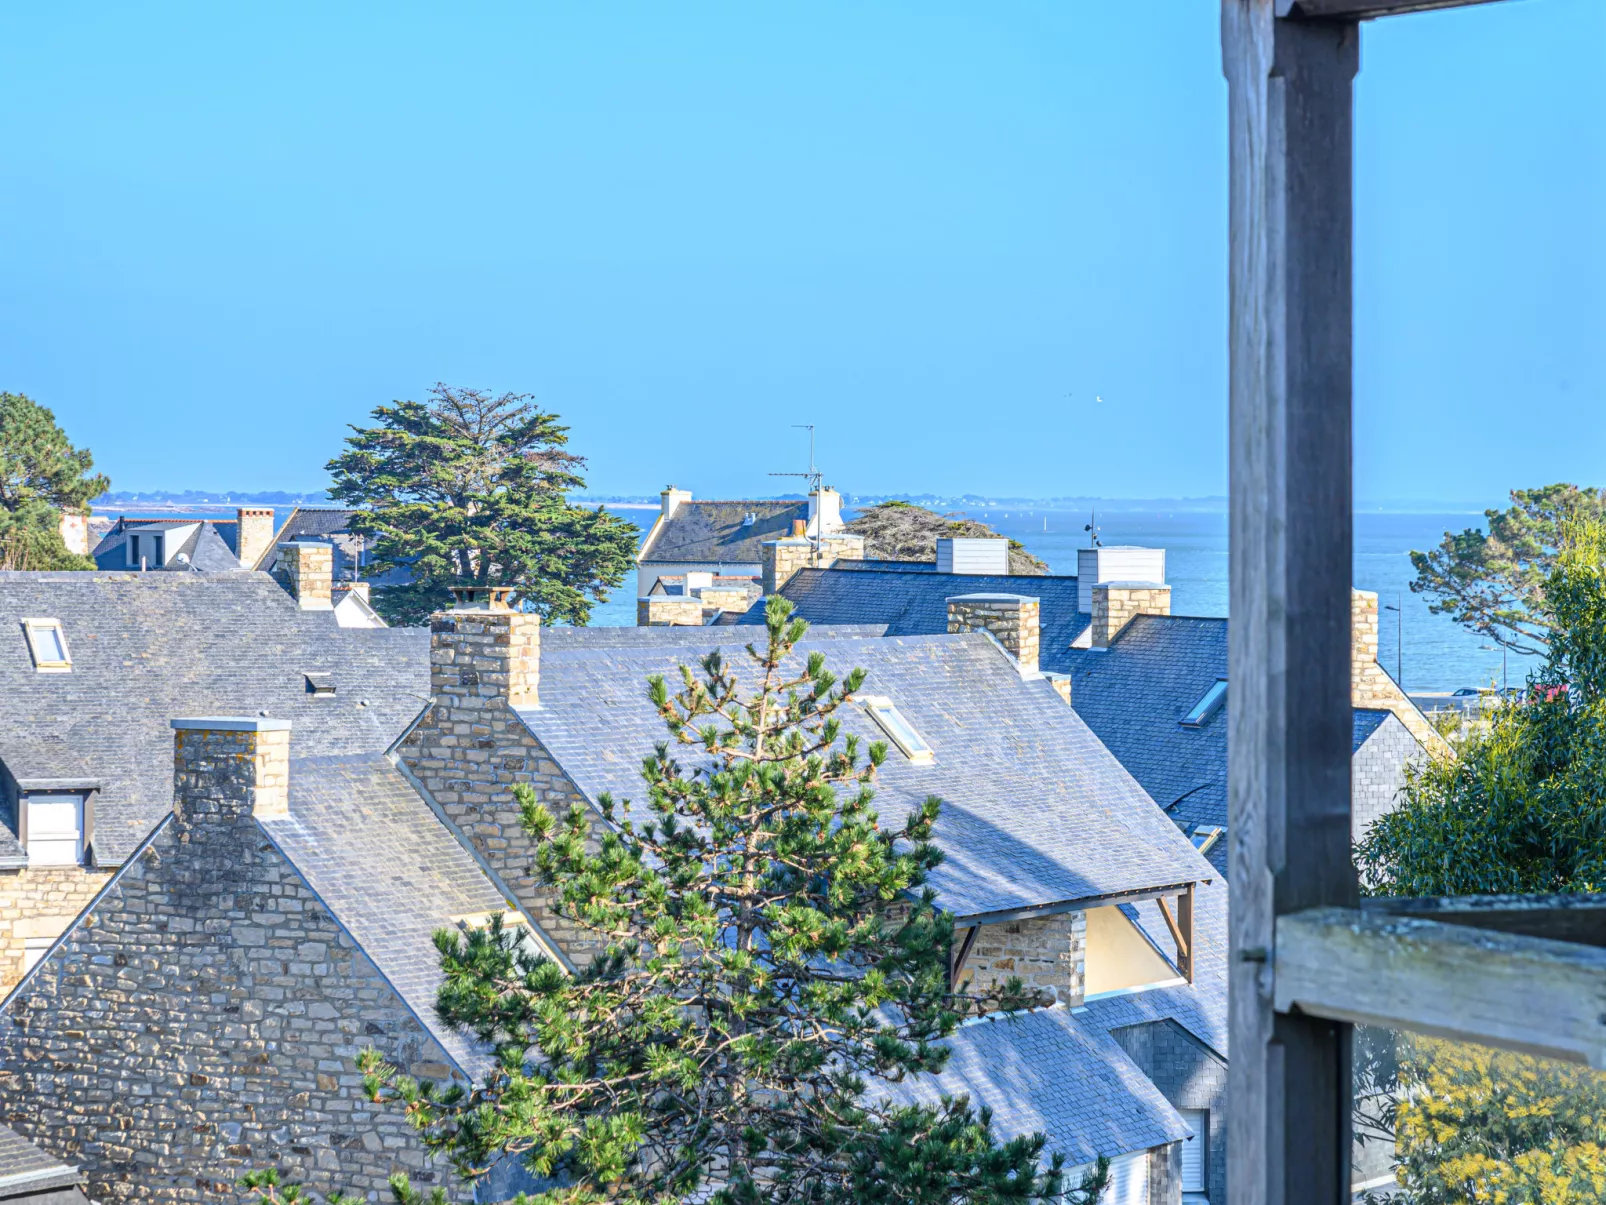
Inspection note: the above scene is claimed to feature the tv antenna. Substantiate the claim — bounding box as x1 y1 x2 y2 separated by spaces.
769 424 824 555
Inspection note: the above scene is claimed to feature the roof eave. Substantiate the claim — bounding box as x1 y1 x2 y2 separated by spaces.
949 880 1209 928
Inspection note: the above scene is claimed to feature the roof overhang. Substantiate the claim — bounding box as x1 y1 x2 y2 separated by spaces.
950 880 1208 927
15 778 101 792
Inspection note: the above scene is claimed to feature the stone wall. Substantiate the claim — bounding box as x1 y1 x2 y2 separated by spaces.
946 595 1041 675
1147 1140 1184 1204
0 723 465 1203
955 911 1085 1007
236 507 276 569
760 534 867 595
0 867 112 994
399 608 604 963
637 596 707 626
1110 1019 1228 1204
1091 584 1172 649
1351 590 1449 756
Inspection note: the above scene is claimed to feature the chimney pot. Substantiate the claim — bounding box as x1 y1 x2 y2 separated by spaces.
448 585 516 612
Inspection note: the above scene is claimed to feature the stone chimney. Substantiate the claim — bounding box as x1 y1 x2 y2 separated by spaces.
280 542 334 611
1352 589 1451 755
638 596 707 626
762 536 815 595
660 486 693 520
57 511 89 558
808 487 844 536
947 594 1040 675
236 507 277 569
430 586 540 712
170 717 291 824
1090 582 1171 649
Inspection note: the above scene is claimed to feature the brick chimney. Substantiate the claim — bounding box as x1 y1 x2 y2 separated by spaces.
947 594 1040 675
170 717 291 824
1090 582 1171 649
280 542 334 611
236 507 277 569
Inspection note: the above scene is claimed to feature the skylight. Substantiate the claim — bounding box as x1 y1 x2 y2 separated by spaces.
1191 825 1224 856
862 696 934 764
22 618 70 672
1180 679 1227 727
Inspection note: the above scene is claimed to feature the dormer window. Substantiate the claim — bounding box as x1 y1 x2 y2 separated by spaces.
22 618 71 672
863 696 934 764
22 793 88 866
1180 679 1227 728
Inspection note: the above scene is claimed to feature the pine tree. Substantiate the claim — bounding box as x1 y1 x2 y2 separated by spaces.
361 598 1104 1203
0 392 107 570
326 384 638 626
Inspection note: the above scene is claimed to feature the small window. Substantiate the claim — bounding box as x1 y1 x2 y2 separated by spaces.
863 696 934 764
1180 679 1227 727
22 618 71 672
25 794 85 866
304 672 336 696
21 937 53 975
1190 825 1223 857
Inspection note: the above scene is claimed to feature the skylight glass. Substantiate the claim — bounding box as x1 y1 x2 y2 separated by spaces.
1191 826 1224 856
22 618 70 672
862 696 934 764
1180 678 1227 727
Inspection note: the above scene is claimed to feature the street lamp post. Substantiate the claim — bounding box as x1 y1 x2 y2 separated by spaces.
1480 642 1509 693
1383 594 1403 689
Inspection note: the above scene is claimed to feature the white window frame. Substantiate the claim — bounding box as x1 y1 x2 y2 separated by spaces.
1179 1108 1208 1195
21 618 71 672
23 793 86 867
861 696 935 764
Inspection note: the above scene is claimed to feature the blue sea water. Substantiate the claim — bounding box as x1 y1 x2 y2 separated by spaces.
587 505 1518 693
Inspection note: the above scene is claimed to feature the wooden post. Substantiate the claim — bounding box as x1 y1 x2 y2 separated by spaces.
1179 883 1196 984
1223 4 1360 1203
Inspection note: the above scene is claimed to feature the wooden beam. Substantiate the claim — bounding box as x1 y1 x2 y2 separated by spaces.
1363 894 1606 949
1179 883 1196 984
952 881 1203 928
1279 0 1507 19
949 925 980 990
1277 907 1606 1068
1223 4 1359 1203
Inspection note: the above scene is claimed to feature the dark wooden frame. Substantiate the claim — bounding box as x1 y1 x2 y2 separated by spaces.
1221 2 1605 1202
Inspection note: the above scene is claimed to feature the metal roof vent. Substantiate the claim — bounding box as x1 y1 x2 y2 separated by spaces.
304 672 336 697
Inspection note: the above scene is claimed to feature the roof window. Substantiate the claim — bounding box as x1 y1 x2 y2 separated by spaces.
1190 825 1224 856
22 618 71 672
1180 679 1227 728
304 672 336 697
862 696 934 764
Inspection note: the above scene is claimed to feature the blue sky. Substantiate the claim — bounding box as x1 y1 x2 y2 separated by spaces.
2 2 1600 504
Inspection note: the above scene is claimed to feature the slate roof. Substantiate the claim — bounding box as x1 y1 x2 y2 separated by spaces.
740 567 1091 670
0 572 428 863
1062 616 1425 841
256 508 363 574
524 629 1216 919
638 500 810 565
0 1122 78 1194
259 752 518 1079
876 1006 1191 1166
92 518 243 571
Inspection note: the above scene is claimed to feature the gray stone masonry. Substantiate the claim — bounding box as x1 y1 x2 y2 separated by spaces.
1352 714 1421 846
957 912 1085 1008
946 595 1041 675
760 534 866 595
1091 583 1172 649
236 507 276 570
1148 1140 1184 1204
0 720 465 1204
280 543 333 611
400 608 605 964
1111 1019 1228 1204
638 596 706 626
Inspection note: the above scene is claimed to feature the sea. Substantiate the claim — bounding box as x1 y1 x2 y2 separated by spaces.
586 505 1520 694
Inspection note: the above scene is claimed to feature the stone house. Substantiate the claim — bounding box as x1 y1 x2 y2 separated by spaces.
743 541 1439 874
0 569 427 992
633 484 855 600
2 573 1226 1202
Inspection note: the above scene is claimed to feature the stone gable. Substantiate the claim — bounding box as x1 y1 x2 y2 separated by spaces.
0 805 465 1203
